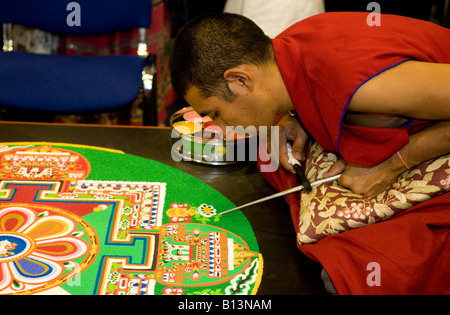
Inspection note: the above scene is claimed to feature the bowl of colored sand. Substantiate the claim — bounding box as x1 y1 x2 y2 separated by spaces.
170 107 258 165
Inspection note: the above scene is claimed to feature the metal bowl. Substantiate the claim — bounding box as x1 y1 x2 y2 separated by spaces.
170 107 257 165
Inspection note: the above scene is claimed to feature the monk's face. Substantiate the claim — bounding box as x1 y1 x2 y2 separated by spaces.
185 85 277 136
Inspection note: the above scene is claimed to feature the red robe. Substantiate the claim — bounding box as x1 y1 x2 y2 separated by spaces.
260 164 450 294
272 12 450 167
265 12 450 294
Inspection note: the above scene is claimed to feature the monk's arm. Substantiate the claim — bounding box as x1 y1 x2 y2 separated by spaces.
332 60 450 195
335 121 450 196
348 60 450 120
396 120 450 170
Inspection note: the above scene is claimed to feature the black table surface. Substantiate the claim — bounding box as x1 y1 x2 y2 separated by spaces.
0 121 327 295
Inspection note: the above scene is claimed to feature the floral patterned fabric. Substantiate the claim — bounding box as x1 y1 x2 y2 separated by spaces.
297 141 450 245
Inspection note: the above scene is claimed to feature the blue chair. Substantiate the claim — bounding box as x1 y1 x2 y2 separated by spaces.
0 0 158 125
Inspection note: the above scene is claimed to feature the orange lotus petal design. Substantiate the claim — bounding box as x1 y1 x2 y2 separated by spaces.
0 206 91 294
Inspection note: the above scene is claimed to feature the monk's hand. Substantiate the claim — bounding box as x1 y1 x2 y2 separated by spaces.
273 113 309 174
324 158 401 197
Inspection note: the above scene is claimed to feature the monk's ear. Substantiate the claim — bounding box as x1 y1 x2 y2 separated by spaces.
223 67 254 92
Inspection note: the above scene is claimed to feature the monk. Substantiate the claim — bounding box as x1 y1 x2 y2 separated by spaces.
169 12 450 197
